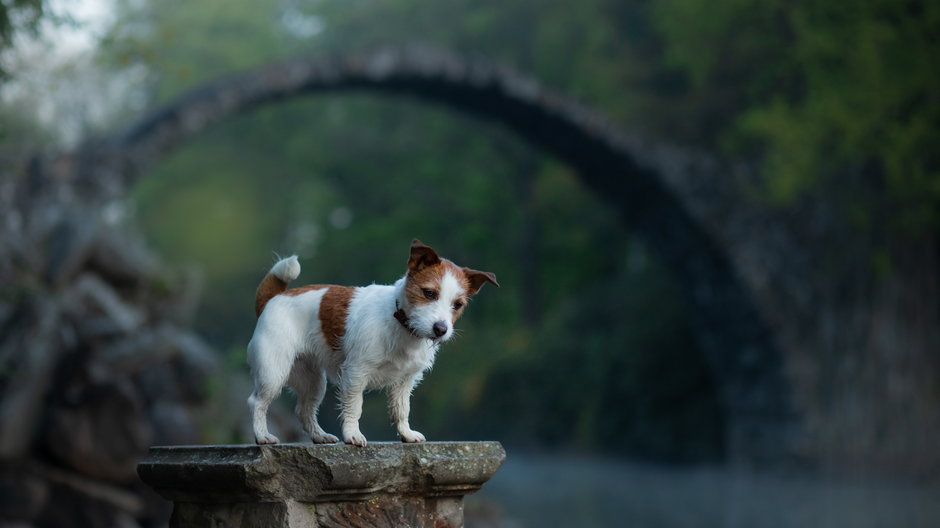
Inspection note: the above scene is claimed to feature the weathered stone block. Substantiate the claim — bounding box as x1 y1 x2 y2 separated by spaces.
137 442 504 527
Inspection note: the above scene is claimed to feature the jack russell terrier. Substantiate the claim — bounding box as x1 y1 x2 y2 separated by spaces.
247 239 498 446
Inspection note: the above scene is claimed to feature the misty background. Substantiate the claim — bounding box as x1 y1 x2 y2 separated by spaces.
1 0 938 526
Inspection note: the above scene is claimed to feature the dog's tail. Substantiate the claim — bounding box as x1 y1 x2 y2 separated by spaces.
255 255 300 317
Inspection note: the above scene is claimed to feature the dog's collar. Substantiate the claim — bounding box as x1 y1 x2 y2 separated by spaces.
394 300 421 338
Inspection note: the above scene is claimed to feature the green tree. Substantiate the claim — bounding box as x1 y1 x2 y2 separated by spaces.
653 0 940 231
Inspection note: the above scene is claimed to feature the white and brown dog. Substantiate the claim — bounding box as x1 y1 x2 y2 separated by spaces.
247 239 498 446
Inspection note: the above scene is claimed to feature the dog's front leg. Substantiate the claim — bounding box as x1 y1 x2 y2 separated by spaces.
339 376 368 446
389 377 425 443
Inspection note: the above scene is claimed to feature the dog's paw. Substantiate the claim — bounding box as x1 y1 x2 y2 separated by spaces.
255 433 280 445
311 432 339 444
399 429 426 443
344 431 368 447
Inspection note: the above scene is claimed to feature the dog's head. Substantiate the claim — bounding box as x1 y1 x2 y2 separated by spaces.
397 239 498 341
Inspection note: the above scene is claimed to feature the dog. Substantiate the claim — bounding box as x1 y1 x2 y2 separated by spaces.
247 239 498 446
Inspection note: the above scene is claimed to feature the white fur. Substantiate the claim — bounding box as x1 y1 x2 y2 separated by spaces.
270 255 300 281
247 259 448 447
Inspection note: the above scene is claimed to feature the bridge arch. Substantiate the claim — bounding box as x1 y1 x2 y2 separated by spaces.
94 46 798 461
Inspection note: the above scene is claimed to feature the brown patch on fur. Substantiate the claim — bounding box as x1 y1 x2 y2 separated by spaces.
282 284 329 297
255 274 287 317
405 260 447 307
317 285 355 351
404 240 450 308
261 283 353 350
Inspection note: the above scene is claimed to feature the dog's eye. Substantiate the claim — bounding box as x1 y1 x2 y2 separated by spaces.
422 288 438 300
452 300 464 311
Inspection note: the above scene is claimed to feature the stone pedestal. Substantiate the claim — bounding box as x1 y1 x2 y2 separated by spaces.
137 442 505 528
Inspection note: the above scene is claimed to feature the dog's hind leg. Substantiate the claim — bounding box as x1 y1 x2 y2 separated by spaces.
247 342 292 445
248 386 282 445
291 363 338 444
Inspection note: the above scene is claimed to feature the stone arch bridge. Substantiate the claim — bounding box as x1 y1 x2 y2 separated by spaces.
62 46 802 462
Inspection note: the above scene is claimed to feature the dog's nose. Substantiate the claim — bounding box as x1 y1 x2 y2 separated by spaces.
432 321 448 338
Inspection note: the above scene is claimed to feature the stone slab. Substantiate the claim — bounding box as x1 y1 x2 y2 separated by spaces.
138 442 505 504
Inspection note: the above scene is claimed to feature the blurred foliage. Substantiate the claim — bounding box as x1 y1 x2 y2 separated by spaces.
654 0 940 231
3 0 934 461
0 0 44 51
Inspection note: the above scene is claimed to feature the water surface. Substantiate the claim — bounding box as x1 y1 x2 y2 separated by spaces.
468 452 940 527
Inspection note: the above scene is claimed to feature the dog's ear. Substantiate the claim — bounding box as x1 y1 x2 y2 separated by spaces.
408 239 441 272
463 267 499 296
